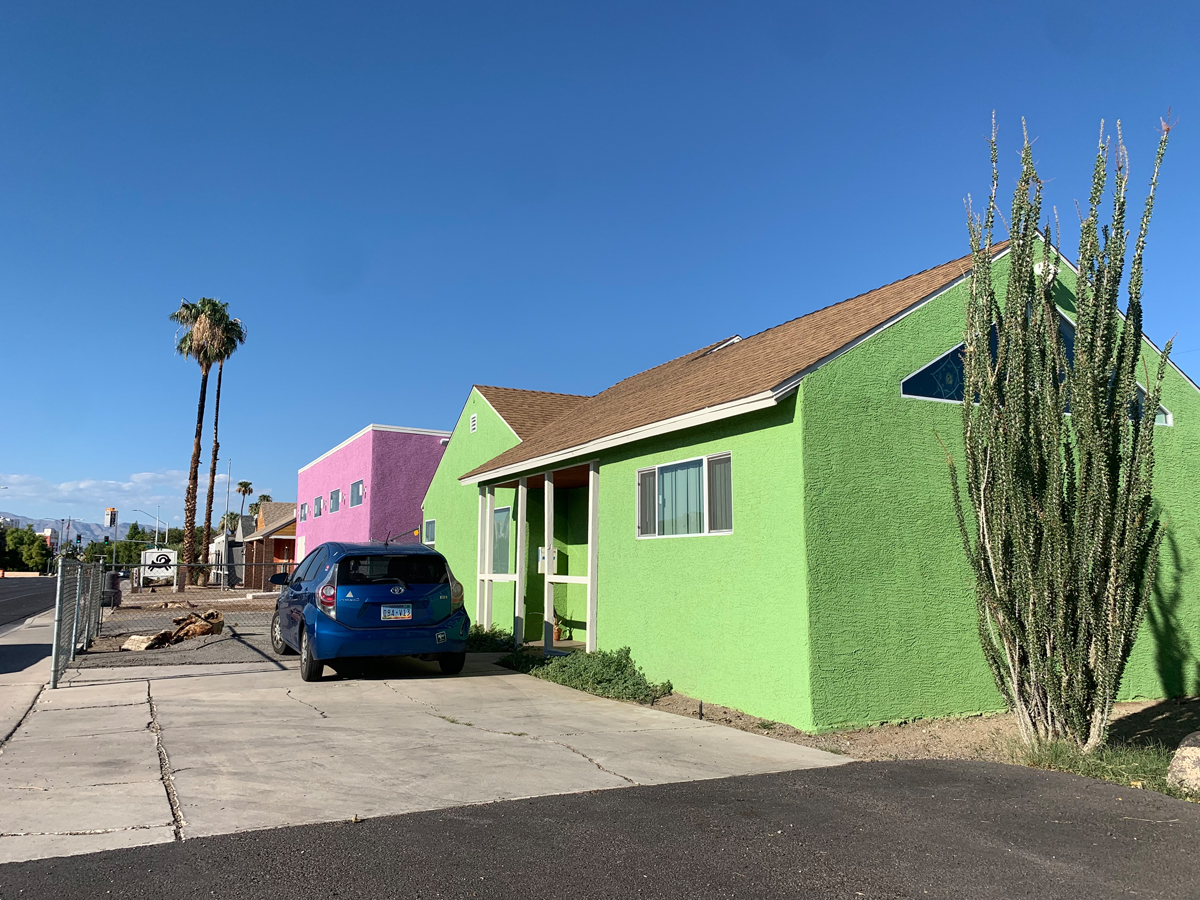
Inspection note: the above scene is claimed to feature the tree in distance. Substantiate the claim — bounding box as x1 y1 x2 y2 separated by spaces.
248 493 273 521
236 480 254 520
200 306 248 566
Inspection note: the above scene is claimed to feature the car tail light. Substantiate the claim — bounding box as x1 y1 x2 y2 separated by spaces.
449 579 464 612
318 584 337 619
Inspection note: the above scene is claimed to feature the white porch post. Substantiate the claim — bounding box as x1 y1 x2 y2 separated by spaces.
483 485 496 629
585 461 599 652
543 470 555 654
514 477 528 648
476 486 486 622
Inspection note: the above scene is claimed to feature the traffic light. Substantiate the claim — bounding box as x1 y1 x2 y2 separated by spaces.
75 534 82 546
104 536 110 546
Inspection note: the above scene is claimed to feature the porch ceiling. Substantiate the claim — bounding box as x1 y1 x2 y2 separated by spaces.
493 463 591 491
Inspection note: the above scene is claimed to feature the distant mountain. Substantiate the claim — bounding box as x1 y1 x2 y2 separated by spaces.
0 511 146 543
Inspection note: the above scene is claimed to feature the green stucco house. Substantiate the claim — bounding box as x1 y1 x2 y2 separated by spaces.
422 245 1200 732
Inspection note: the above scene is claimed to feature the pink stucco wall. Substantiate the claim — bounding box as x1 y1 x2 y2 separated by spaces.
295 425 450 557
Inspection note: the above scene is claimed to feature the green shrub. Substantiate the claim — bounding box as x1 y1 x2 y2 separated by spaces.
466 624 515 652
1020 739 1193 800
496 649 546 674
498 646 672 704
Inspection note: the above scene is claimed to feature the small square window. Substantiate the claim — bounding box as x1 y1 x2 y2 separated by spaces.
423 519 436 546
470 414 477 433
299 503 308 523
313 496 323 518
350 480 364 507
329 489 341 513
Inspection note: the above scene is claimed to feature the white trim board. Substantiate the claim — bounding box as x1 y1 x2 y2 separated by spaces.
459 393 778 485
299 424 452 473
461 250 1004 486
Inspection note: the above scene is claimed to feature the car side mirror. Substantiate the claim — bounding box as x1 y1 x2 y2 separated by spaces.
450 580 464 602
268 573 290 586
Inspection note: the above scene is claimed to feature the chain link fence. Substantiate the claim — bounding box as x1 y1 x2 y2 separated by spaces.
83 562 296 665
49 559 105 688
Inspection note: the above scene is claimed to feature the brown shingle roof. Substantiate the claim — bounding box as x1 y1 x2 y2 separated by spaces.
475 385 590 439
462 245 1005 482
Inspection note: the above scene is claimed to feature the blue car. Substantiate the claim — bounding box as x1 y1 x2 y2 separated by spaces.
269 542 469 682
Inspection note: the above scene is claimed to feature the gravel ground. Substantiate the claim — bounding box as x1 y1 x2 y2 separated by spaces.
73 613 280 668
652 691 1200 760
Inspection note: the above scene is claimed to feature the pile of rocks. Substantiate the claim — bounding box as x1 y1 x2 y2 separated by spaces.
120 610 225 651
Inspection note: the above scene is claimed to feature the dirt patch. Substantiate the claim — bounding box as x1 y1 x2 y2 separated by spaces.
650 693 1200 762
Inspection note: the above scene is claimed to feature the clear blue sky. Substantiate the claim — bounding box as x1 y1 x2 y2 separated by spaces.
1 1 1196 527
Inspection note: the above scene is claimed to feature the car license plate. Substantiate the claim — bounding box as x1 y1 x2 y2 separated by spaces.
381 604 412 621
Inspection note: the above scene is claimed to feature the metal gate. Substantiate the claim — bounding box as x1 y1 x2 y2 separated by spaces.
49 560 105 688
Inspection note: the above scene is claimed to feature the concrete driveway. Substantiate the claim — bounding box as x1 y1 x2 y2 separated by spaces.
0 614 846 863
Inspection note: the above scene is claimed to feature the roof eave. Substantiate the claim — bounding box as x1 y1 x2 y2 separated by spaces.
458 389 780 485
460 243 1017 486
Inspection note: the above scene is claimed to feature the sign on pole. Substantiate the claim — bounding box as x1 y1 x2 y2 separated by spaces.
141 548 177 579
104 508 118 528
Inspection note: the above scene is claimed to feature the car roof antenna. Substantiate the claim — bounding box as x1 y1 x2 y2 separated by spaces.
382 531 395 547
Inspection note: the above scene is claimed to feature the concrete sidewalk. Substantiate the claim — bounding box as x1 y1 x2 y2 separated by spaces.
0 624 848 864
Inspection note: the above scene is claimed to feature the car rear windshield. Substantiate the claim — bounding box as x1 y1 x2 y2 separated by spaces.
336 555 449 586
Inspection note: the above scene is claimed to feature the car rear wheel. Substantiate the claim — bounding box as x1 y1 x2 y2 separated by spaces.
271 611 296 656
438 651 466 675
299 629 324 682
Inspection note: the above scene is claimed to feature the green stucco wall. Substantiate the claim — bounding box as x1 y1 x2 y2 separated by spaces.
593 398 817 730
420 388 591 642
799 259 1200 729
421 389 520 621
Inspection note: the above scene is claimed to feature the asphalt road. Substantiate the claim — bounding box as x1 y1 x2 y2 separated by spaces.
0 578 55 630
1 761 1196 899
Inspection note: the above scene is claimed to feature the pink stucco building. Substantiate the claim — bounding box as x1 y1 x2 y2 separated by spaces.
295 424 451 560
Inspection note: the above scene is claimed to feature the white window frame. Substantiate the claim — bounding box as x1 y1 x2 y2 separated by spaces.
349 480 364 507
423 518 436 547
635 452 733 540
470 413 478 433
313 496 323 518
329 488 341 513
491 505 512 574
299 503 308 523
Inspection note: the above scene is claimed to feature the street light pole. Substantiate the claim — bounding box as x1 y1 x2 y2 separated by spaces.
133 509 164 549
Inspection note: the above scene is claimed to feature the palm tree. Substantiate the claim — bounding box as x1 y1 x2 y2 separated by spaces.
200 307 247 566
249 493 273 521
236 481 254 520
171 298 226 585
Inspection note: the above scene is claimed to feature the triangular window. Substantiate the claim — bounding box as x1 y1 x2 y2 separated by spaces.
901 315 1171 425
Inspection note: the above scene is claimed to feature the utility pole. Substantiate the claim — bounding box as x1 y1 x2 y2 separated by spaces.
223 459 232 533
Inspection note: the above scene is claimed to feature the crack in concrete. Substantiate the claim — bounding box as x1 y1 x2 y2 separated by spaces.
35 702 146 711
384 681 639 785
286 690 329 718
556 725 708 736
1 823 174 837
146 682 185 841
383 682 437 710
425 712 639 786
1 686 45 752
